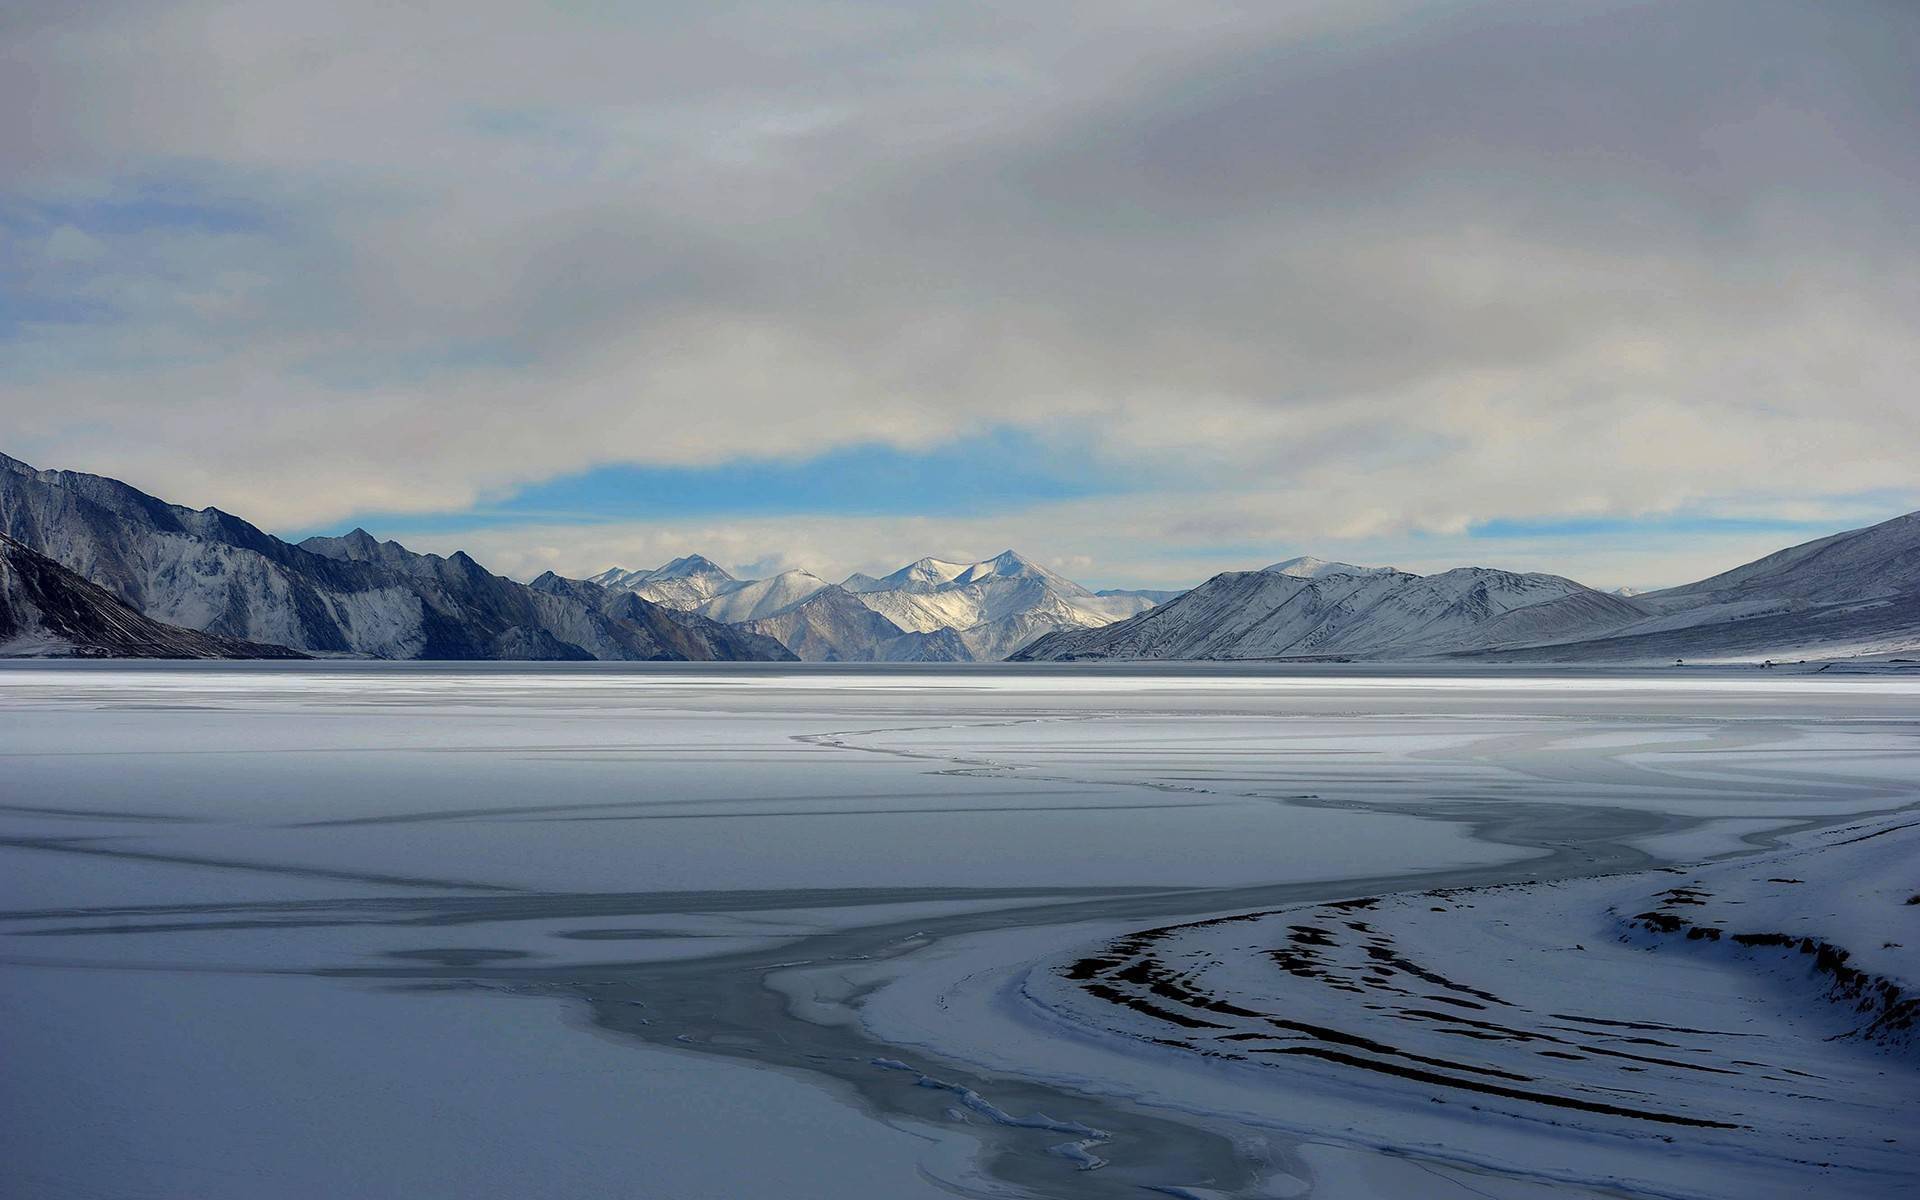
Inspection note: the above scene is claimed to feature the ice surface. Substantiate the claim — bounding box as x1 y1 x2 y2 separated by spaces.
2 663 1916 1198
0 966 962 1200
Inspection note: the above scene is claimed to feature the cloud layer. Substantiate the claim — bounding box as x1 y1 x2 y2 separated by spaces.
3 1 1915 584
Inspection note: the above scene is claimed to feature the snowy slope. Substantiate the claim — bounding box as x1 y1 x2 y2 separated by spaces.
1472 509 1920 662
1021 510 1920 663
694 569 829 623
597 560 835 624
584 547 1166 661
853 556 975 592
0 452 791 662
1262 555 1395 579
592 554 744 610
521 571 796 661
1017 565 1644 660
1 534 302 659
737 585 970 662
1655 509 1920 607
848 550 1158 659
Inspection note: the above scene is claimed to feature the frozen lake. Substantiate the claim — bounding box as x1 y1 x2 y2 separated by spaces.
2 663 1916 1198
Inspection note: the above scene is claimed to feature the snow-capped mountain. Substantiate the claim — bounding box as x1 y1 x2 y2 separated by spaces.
13 442 1914 664
1015 564 1646 661
1262 555 1397 579
852 556 975 592
693 569 831 623
1 533 302 659
594 558 831 623
593 554 742 611
1483 510 1920 662
1654 509 1920 607
0 452 793 662
844 550 1159 660
1021 511 1920 663
736 585 969 662
583 547 1167 661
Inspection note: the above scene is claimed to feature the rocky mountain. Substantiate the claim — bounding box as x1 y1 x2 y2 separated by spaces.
1 534 303 659
1019 510 1920 663
591 557 835 623
736 585 969 662
517 571 796 661
1481 510 1920 662
842 550 1159 660
0 452 793 662
588 548 1166 661
15 442 1913 664
1652 510 1920 608
694 569 831 623
1015 566 1646 661
592 554 742 611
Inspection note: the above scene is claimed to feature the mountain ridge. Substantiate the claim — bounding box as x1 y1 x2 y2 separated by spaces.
1 533 304 659
9 449 1915 664
0 452 792 662
1017 514 1920 663
1015 564 1649 661
587 547 1164 661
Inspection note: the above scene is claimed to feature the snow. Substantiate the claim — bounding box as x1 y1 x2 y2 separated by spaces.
1020 567 1648 660
850 819 1920 1199
1653 509 1920 606
581 547 1167 661
844 551 1159 659
692 568 830 622
1614 815 1919 1015
596 555 745 611
869 555 977 590
1029 512 1920 665
1262 556 1395 579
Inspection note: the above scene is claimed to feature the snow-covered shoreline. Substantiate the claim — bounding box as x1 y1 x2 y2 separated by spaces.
852 815 1918 1198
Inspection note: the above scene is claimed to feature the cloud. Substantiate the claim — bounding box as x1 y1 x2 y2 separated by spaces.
1 0 1915 578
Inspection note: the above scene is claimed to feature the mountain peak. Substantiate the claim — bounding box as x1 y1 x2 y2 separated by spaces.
649 553 733 581
1263 555 1395 580
298 527 403 563
953 549 1062 587
878 556 973 589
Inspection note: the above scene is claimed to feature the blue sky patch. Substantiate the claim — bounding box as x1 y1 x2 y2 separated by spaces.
286 428 1128 540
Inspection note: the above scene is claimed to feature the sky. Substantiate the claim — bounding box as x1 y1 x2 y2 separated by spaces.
3 0 1916 591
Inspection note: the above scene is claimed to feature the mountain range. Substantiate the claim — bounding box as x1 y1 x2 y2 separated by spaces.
3 447 1916 663
583 548 1163 662
1016 510 1920 663
1015 563 1646 660
0 452 792 662
0 534 303 659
